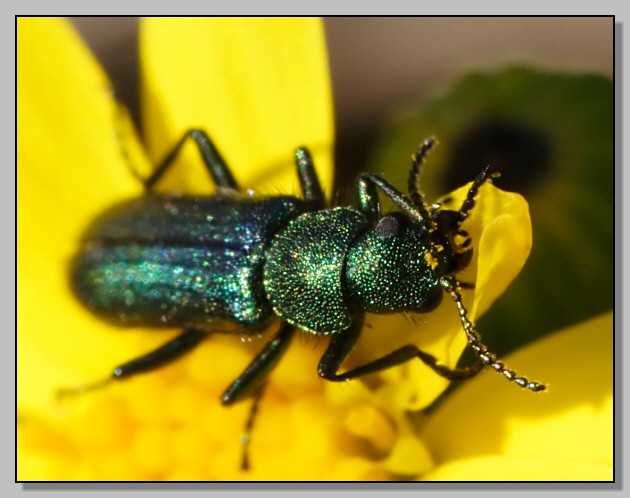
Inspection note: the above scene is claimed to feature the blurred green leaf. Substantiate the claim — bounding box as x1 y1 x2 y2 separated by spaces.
370 67 613 355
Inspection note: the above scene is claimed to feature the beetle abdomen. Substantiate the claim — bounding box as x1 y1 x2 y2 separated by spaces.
264 207 368 335
71 195 308 331
72 242 272 330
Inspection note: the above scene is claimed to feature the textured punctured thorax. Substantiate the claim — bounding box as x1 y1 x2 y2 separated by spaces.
264 207 368 334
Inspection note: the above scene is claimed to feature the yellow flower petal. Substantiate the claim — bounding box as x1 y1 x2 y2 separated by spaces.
422 455 613 481
384 434 434 476
140 18 334 195
343 402 397 453
17 18 151 413
420 312 613 481
447 185 533 360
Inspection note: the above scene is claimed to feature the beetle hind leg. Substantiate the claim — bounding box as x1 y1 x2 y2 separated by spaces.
56 327 208 400
110 327 208 379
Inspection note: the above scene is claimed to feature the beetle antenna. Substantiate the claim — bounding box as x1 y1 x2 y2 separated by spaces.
457 166 500 225
440 276 546 392
408 137 436 225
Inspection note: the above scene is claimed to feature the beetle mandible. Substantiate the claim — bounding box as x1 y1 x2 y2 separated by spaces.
67 130 545 463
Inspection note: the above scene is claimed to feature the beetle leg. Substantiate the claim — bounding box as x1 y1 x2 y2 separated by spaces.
221 323 294 471
144 129 239 191
355 137 438 225
221 322 295 405
355 175 380 222
318 319 483 382
239 381 266 471
111 328 208 379
356 173 430 226
294 147 326 208
57 328 208 399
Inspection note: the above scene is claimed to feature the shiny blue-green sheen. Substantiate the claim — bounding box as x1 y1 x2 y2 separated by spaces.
345 212 443 314
70 195 308 332
264 207 369 335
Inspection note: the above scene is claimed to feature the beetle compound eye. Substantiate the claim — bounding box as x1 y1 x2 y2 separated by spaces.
375 214 404 239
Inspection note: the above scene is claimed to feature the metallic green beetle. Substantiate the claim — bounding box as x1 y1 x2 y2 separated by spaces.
69 131 545 465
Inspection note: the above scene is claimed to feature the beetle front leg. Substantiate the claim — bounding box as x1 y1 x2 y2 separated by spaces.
294 147 326 209
356 173 429 226
318 319 483 383
356 175 380 222
144 129 239 191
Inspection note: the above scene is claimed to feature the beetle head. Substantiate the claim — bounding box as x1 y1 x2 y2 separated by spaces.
429 208 474 275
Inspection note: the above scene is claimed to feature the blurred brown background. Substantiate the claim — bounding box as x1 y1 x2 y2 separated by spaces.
69 17 613 187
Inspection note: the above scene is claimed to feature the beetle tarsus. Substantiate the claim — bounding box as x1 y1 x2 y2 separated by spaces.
55 376 113 401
